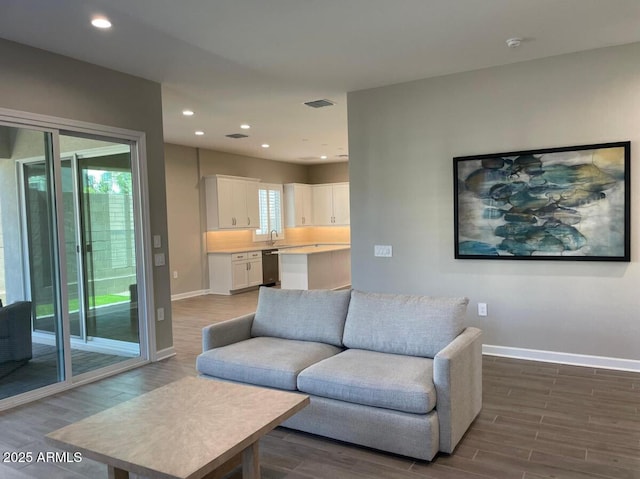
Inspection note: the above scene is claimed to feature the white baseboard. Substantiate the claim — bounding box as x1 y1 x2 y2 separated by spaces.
171 289 209 301
153 346 176 361
483 344 640 373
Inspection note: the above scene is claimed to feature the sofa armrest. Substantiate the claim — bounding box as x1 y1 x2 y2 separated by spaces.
202 313 255 352
433 326 482 453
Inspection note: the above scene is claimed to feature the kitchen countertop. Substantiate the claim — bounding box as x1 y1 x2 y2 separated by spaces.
276 244 351 255
208 242 349 254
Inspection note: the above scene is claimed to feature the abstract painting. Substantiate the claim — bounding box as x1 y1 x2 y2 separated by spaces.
454 142 630 261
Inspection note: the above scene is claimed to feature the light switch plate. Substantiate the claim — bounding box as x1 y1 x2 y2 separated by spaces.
153 235 162 249
374 245 393 257
154 253 166 266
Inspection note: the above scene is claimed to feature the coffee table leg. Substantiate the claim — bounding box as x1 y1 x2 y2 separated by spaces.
107 465 129 479
242 441 260 479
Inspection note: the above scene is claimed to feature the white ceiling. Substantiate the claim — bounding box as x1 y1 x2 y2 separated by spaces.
1 0 640 164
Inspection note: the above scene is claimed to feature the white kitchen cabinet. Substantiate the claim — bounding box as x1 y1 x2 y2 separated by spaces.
311 184 332 226
209 251 263 295
284 183 313 227
312 182 350 226
205 175 260 230
246 255 263 287
332 183 350 225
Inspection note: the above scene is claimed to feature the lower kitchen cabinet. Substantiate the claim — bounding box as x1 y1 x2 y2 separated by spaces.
208 251 263 295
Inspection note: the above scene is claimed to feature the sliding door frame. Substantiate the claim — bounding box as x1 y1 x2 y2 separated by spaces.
0 107 156 410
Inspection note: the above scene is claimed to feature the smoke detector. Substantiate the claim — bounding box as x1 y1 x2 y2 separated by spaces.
506 38 522 48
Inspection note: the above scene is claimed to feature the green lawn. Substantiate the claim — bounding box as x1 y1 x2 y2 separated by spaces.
36 294 130 317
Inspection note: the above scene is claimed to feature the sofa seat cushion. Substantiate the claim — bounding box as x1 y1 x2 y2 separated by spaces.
196 337 342 391
297 349 436 414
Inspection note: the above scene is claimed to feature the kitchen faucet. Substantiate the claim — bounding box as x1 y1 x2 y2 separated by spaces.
268 229 278 246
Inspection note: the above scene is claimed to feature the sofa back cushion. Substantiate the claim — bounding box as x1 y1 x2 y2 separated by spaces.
251 287 351 346
342 290 468 358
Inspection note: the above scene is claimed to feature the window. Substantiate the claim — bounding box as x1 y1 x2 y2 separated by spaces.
254 183 284 242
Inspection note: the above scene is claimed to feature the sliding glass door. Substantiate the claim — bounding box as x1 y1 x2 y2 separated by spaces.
0 119 149 407
60 134 141 377
0 125 64 399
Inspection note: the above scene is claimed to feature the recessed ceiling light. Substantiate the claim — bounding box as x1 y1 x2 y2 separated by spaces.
240 124 251 130
182 109 194 116
91 17 112 29
261 144 270 148
195 131 205 136
320 155 328 160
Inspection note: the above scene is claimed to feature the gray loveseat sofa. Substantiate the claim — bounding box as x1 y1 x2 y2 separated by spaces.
196 288 482 461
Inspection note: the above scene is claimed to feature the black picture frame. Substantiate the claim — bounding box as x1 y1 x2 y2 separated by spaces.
453 141 630 261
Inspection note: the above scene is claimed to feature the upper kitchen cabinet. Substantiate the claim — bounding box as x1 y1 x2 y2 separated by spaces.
284 183 313 227
312 182 350 226
205 175 260 230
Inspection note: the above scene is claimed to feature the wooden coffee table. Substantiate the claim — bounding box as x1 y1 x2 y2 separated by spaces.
46 377 309 479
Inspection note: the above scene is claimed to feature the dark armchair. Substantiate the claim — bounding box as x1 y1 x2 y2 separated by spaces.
0 301 33 375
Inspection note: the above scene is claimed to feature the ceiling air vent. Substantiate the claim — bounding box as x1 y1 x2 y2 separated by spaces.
225 133 249 139
304 99 335 108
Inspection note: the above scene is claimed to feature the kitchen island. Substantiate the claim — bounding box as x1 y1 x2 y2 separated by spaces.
277 244 351 290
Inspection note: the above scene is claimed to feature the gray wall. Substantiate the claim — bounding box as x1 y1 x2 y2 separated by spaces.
0 157 24 303
165 144 203 295
0 39 173 351
348 42 640 361
198 148 310 183
307 162 350 184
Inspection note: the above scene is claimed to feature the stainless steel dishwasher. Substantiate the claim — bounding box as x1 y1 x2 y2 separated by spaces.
262 249 279 286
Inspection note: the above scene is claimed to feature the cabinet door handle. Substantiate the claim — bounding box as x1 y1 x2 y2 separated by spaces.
248 217 250 225
302 216 305 225
247 262 251 271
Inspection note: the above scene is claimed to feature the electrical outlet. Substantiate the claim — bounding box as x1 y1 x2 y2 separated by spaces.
374 245 393 257
477 303 488 317
153 235 162 249
157 307 165 321
173 270 178 279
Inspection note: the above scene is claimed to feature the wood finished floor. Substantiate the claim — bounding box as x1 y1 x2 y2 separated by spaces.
0 290 639 479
